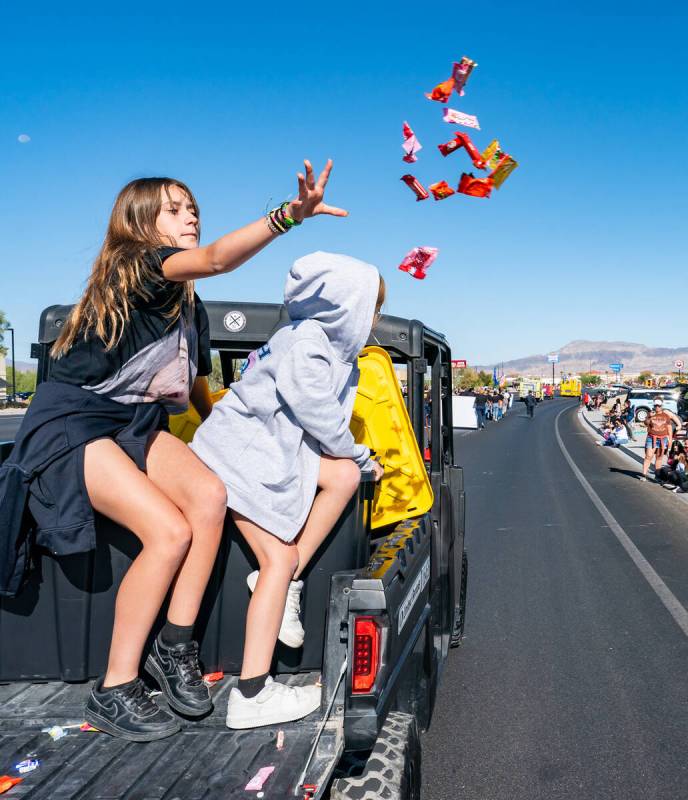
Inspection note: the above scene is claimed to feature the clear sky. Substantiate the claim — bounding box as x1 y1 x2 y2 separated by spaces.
2 4 687 367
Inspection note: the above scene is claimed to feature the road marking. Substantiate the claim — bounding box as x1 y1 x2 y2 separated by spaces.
555 407 688 639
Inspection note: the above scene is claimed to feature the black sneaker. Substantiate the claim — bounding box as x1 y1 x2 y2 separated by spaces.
85 677 180 742
144 636 212 717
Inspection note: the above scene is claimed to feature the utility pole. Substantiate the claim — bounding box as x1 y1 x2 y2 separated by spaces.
8 327 16 403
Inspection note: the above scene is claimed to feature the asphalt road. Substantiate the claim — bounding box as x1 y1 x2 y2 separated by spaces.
0 413 24 442
422 398 688 800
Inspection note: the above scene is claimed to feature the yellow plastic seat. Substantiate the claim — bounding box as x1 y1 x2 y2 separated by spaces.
350 347 434 530
169 347 433 530
168 389 228 444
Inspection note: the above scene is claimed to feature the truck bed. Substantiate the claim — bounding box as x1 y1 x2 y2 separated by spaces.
0 672 332 799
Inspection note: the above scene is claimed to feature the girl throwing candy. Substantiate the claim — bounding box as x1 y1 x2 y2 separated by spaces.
0 160 346 741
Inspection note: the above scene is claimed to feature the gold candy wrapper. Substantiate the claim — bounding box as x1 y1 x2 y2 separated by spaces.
489 154 518 189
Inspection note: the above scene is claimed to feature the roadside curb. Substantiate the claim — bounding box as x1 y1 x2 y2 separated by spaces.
578 409 688 506
579 410 643 466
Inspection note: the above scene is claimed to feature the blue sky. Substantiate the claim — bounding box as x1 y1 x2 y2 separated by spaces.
2 4 687 368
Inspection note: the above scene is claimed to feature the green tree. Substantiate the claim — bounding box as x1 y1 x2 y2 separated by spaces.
477 370 492 387
6 368 36 393
0 310 9 357
637 371 653 384
579 373 601 386
453 367 480 391
208 353 224 392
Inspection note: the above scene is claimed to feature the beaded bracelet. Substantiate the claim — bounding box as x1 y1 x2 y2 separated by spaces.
266 202 302 235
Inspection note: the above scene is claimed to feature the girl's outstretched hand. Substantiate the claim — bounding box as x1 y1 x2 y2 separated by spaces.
288 159 348 222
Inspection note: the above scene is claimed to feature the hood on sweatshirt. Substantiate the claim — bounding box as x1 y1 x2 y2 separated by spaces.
284 251 381 363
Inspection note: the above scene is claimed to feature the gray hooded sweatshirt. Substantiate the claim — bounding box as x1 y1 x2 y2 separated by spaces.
190 251 380 541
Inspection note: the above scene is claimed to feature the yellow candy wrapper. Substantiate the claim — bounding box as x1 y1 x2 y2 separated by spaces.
489 154 518 189
481 140 504 171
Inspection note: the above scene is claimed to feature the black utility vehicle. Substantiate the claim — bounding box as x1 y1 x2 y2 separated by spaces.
0 302 468 800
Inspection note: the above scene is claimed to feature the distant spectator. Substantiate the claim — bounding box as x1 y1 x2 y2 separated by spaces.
621 400 636 442
474 391 487 430
597 420 627 447
640 399 683 481
525 390 536 419
656 441 685 486
493 391 503 422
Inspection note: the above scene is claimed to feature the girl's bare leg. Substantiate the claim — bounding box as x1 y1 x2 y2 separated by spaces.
144 431 227 625
233 513 299 678
84 439 194 687
293 456 361 580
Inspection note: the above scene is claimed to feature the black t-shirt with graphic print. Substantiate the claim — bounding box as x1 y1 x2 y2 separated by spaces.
49 247 212 412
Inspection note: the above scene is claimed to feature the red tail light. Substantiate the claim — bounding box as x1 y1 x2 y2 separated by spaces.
352 616 380 694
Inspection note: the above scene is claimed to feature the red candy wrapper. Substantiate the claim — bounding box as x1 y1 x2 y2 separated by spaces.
400 174 429 201
0 776 23 794
425 76 455 103
458 173 494 198
437 133 485 170
452 56 477 97
429 180 455 200
398 247 439 280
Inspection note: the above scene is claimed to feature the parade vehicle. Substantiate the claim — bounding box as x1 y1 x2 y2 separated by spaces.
518 378 543 402
0 301 468 800
559 378 581 398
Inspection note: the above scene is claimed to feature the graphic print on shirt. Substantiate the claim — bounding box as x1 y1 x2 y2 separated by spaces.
83 319 199 411
240 345 272 376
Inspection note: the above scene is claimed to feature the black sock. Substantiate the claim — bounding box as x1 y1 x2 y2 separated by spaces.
161 621 195 647
238 673 269 699
101 677 138 692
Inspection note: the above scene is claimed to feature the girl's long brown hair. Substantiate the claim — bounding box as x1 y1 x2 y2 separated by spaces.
52 178 199 358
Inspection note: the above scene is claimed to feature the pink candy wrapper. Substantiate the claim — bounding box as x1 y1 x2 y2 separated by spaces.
401 121 422 163
398 247 439 280
245 766 275 791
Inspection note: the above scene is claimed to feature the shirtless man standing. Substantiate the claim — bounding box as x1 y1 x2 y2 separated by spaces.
640 398 683 481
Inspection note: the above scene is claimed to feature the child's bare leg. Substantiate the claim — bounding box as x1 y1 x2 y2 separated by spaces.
84 439 193 687
233 512 299 678
293 456 361 580
144 432 227 626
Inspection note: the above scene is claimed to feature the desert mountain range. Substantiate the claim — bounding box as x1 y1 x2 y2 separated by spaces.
477 340 688 377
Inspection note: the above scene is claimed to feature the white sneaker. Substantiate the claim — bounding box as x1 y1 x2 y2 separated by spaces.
226 677 321 729
246 570 305 648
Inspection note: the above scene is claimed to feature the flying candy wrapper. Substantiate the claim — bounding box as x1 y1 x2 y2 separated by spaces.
480 139 503 171
0 776 23 794
425 76 455 103
398 247 439 280
400 174 429 201
437 132 485 170
443 108 480 130
401 121 422 164
429 180 455 200
458 173 494 198
489 154 518 189
452 56 477 96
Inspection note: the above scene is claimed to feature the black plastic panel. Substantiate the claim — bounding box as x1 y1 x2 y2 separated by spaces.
0 482 372 682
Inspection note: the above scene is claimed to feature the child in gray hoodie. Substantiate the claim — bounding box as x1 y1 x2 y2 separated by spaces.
190 251 385 729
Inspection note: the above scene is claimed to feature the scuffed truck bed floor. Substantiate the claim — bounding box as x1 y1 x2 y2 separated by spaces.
0 673 323 799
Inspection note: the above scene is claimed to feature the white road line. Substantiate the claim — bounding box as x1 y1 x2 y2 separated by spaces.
555 406 688 639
